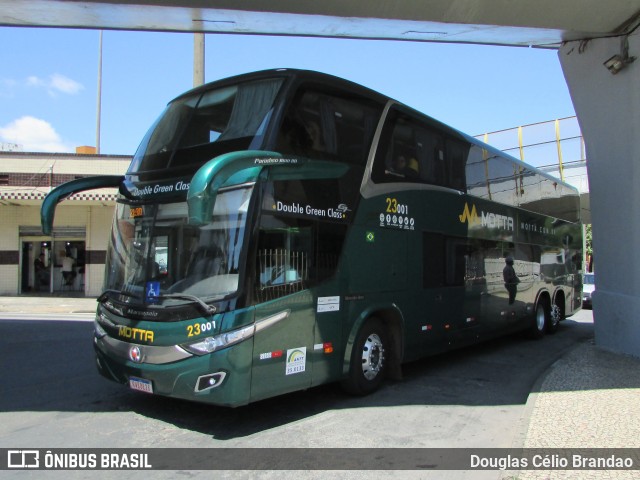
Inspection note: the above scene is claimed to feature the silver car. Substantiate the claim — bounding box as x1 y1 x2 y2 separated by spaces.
583 272 595 308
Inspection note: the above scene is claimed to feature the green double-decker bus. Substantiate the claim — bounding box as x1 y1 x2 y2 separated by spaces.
42 69 582 407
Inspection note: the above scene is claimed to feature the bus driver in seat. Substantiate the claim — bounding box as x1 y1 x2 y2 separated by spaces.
391 155 419 178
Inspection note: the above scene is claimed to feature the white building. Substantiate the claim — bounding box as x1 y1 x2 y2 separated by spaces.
0 150 131 296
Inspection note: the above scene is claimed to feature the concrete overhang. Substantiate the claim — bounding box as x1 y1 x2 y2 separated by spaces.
1 1 639 48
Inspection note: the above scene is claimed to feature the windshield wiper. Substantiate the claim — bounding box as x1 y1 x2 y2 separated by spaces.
98 290 217 317
156 293 217 316
97 289 141 303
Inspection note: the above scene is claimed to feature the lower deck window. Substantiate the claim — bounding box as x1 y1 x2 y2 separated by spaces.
253 214 346 303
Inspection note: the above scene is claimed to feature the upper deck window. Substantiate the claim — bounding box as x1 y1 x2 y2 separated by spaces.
372 108 468 191
129 78 284 175
466 146 580 222
276 86 383 166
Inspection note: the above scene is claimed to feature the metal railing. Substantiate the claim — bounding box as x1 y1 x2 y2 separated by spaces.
475 116 588 192
256 249 308 302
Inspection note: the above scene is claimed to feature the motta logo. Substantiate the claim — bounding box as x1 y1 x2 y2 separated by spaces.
459 202 514 231
459 202 480 225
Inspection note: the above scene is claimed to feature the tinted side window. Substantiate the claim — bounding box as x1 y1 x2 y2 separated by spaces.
254 214 347 303
254 178 351 303
372 108 469 191
465 145 492 199
424 234 530 290
423 232 445 288
465 147 580 222
276 86 383 166
487 156 518 206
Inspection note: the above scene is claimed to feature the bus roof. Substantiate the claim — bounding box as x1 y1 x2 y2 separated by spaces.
171 68 388 105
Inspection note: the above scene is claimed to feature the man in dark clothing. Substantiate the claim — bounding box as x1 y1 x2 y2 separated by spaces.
503 256 520 305
34 254 49 291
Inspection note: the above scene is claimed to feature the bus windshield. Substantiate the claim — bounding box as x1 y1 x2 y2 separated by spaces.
129 78 284 175
103 185 254 309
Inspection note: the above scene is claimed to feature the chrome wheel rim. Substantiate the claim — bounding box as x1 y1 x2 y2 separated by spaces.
361 333 384 380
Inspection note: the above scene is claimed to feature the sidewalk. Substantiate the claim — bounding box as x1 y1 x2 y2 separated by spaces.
516 338 640 479
523 340 640 449
0 294 98 314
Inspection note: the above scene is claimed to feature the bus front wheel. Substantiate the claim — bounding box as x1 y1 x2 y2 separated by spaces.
342 318 388 395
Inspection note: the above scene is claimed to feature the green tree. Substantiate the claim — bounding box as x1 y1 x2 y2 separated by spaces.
585 224 592 256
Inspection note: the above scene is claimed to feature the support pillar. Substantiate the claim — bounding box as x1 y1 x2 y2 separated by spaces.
194 33 205 87
559 32 640 356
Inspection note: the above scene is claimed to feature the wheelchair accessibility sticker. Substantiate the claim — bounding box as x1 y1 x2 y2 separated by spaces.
145 281 160 303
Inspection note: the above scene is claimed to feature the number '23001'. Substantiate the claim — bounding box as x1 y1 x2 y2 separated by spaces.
186 321 216 337
386 197 409 215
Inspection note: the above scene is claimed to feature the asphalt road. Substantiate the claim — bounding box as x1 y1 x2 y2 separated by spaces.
0 310 594 479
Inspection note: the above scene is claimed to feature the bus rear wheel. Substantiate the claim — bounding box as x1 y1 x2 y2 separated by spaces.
529 300 548 339
342 318 388 395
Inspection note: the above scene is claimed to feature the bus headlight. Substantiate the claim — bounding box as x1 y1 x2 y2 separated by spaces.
183 323 255 355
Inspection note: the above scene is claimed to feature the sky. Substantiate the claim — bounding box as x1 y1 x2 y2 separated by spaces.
0 26 576 156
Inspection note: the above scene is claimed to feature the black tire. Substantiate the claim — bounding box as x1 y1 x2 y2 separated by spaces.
341 318 388 395
528 300 548 339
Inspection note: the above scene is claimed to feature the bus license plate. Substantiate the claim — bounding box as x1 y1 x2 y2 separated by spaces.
129 376 153 394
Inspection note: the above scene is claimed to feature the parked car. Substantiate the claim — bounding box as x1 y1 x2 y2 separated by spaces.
583 272 595 308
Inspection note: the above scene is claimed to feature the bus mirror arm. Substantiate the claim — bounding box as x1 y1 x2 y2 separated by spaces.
187 150 282 226
41 175 124 235
186 150 349 226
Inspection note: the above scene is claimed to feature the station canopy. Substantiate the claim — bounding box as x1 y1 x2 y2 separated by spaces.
1 0 639 48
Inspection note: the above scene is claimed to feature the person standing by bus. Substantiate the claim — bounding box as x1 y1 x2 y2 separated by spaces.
503 256 520 304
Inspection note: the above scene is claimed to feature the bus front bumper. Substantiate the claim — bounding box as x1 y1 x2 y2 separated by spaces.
94 334 253 407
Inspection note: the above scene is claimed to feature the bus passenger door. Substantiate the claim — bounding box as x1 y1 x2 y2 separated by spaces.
423 233 482 349
422 233 451 351
447 237 484 345
249 219 316 402
251 292 315 402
